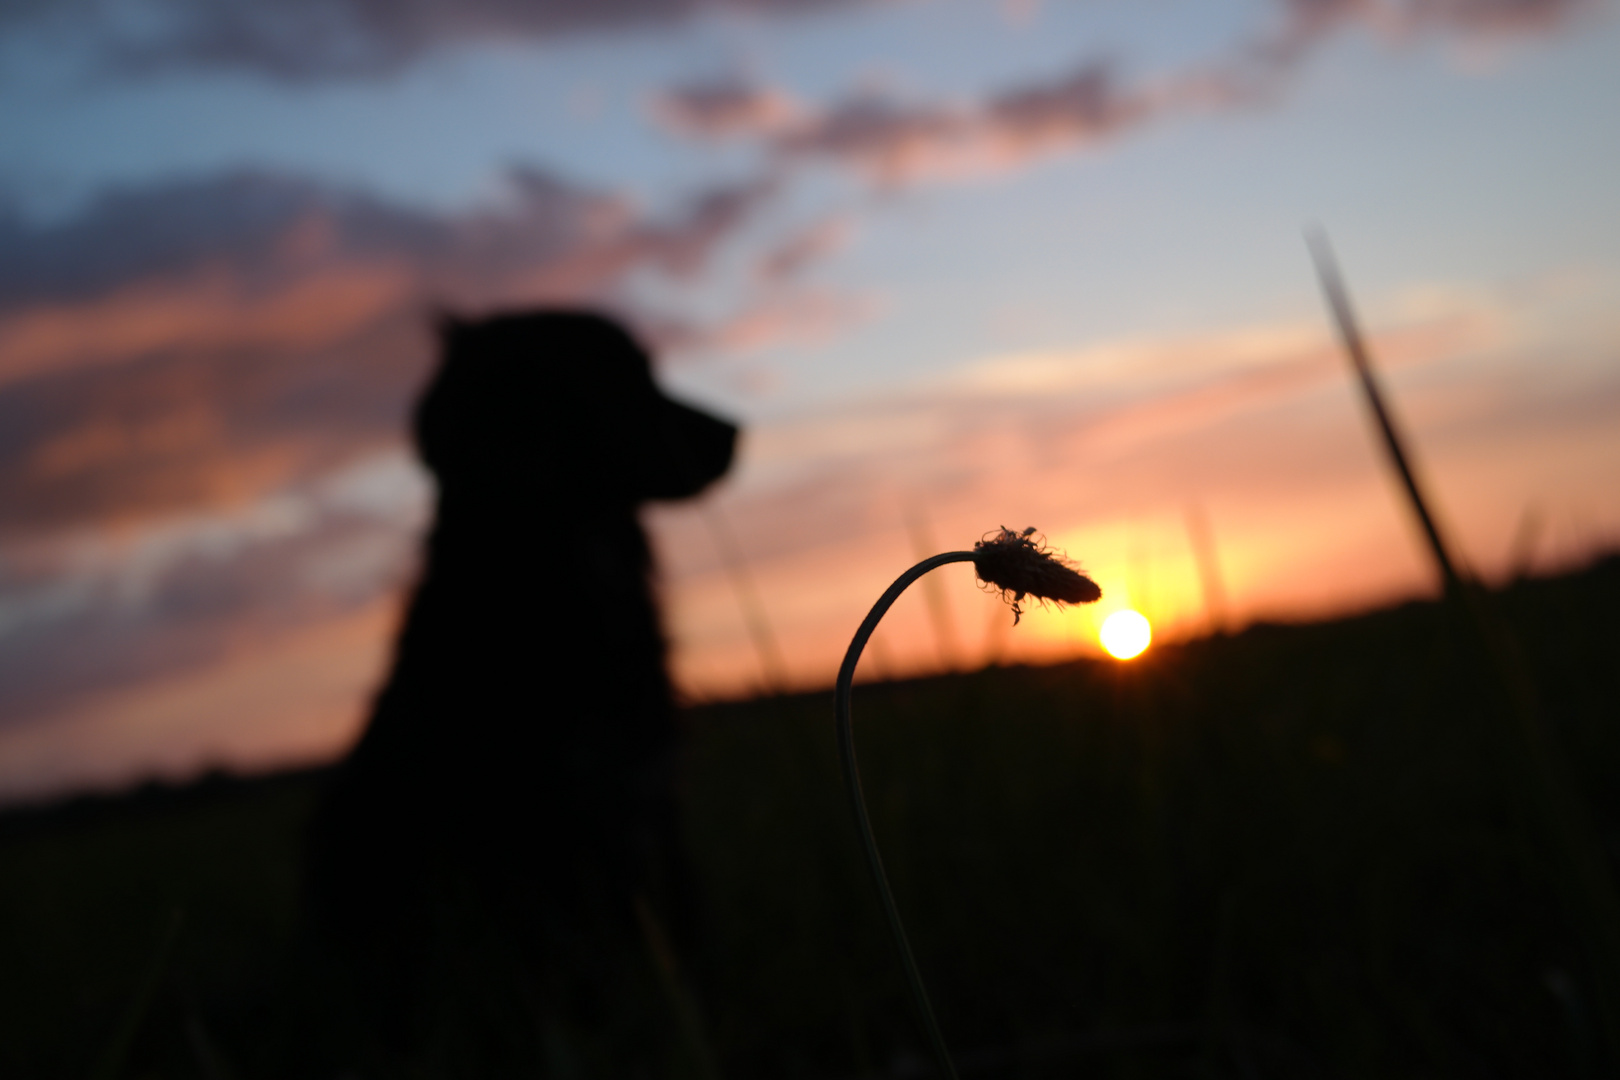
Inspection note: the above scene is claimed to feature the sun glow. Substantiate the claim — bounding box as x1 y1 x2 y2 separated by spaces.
1100 609 1152 660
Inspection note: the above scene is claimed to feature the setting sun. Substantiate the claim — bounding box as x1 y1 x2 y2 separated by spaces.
1100 609 1152 660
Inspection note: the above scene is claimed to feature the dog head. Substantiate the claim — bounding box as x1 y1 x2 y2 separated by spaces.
415 310 736 504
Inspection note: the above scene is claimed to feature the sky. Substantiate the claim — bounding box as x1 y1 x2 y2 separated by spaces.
0 0 1617 802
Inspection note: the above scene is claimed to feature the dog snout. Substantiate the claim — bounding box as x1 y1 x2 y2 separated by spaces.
644 397 737 500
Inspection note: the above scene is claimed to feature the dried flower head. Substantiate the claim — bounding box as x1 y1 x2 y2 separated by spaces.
972 526 1101 624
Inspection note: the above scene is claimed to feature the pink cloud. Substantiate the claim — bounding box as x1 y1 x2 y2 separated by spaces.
707 288 875 353
0 263 414 391
692 62 1158 184
756 217 853 281
1279 0 1587 37
1237 0 1589 82
651 79 803 139
757 67 1161 183
649 66 1166 188
0 168 785 540
979 62 1157 158
647 0 1588 186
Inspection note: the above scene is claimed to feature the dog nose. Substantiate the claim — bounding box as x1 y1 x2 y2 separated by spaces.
645 397 737 500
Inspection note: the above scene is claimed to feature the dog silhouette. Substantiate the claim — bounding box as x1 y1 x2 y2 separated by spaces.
306 309 736 1074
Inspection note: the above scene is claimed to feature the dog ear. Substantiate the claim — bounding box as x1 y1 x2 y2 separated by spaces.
414 311 477 478
432 309 469 344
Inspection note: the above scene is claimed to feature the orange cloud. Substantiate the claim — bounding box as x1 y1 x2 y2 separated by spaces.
0 168 792 541
0 262 414 391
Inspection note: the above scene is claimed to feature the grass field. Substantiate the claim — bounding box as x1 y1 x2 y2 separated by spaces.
3 556 1618 1079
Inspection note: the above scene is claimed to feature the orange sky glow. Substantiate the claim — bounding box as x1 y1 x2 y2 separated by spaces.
1 0 1617 802
4 271 1612 802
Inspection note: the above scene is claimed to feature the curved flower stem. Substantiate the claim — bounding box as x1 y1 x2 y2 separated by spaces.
836 550 975 1080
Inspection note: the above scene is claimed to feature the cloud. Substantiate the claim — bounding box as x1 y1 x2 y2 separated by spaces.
1238 0 1589 79
647 0 1588 185
761 62 1154 186
0 450 426 727
2 0 859 81
978 62 1159 157
651 79 803 139
1283 0 1587 36
0 168 622 330
662 63 1162 187
756 216 852 280
679 310 1498 575
0 167 780 539
771 95 973 181
759 64 1161 184
1 0 1584 84
701 287 873 351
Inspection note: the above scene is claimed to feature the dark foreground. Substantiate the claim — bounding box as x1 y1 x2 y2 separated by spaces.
3 558 1618 1079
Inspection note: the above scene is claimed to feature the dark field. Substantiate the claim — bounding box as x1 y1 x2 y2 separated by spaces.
3 557 1619 1079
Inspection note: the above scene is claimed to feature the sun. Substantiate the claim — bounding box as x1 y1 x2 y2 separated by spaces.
1100 609 1152 660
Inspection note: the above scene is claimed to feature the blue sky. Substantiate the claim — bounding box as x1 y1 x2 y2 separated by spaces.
0 0 1616 799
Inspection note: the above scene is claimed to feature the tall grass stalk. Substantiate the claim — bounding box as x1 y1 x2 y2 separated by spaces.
1309 229 1620 1065
703 505 789 696
834 530 1099 1079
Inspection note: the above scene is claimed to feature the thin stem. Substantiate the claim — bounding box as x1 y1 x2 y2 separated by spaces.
1309 229 1620 1065
703 505 789 694
1307 229 1461 590
836 550 975 1080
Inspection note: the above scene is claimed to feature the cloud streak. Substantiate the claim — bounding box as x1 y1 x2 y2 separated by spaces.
648 62 1159 183
2 0 857 81
0 0 1583 83
0 167 787 539
652 79 804 140
0 452 426 725
646 0 1589 184
769 62 1156 182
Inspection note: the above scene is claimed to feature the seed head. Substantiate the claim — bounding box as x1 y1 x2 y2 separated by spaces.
972 526 1101 625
